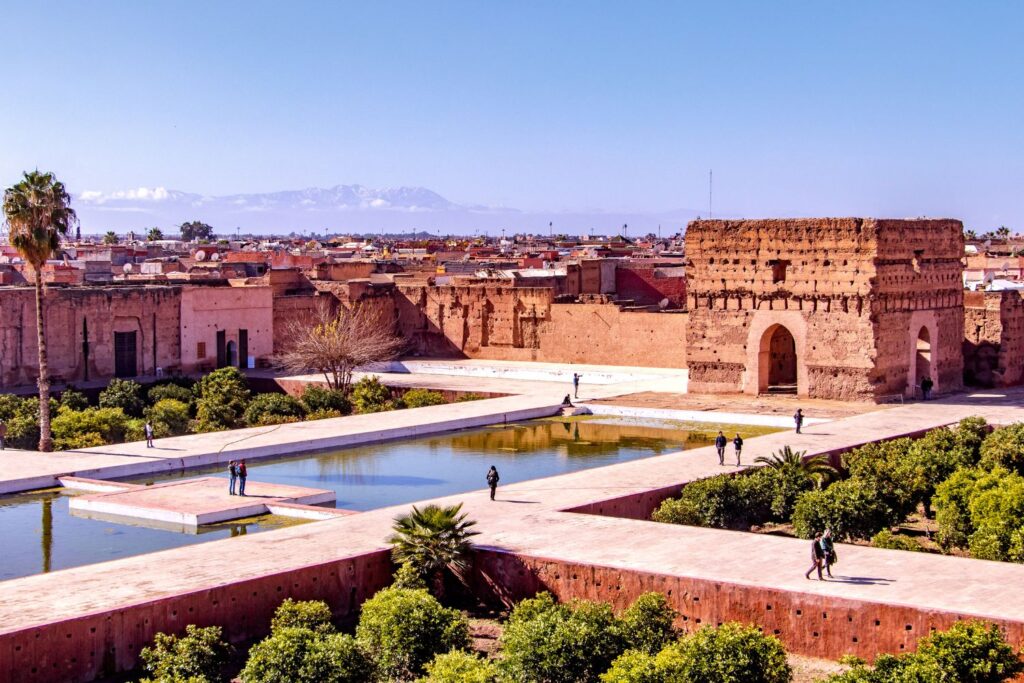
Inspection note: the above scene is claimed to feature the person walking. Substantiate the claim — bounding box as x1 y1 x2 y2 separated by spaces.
0 419 7 450
714 431 727 465
228 460 238 495
143 421 154 448
572 372 581 399
794 408 804 434
238 460 248 496
820 529 836 578
733 433 743 466
805 533 825 580
921 376 934 401
486 465 500 501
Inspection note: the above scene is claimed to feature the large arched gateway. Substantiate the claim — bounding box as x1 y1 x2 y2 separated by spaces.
759 324 798 394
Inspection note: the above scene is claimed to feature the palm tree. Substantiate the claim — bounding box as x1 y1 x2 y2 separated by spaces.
754 446 838 488
3 171 77 451
146 227 164 241
388 503 479 598
102 230 118 245
964 229 977 241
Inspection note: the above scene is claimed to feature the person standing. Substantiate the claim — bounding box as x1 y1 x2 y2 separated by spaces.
143 421 154 448
820 529 836 578
714 431 727 465
238 460 248 496
486 465 500 501
572 372 581 399
0 419 7 450
805 533 825 580
794 408 804 434
228 460 238 495
733 433 743 466
921 376 934 401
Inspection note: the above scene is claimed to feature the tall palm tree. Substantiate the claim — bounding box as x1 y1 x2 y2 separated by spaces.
146 227 164 241
3 171 77 451
754 446 838 488
388 503 479 598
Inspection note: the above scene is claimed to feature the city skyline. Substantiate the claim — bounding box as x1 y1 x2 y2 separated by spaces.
2 1 1022 232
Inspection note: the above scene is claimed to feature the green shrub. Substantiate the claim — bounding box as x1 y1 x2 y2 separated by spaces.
655 622 791 683
301 633 374 683
419 650 500 682
146 399 191 436
393 561 428 590
55 431 107 450
5 412 40 449
758 464 817 520
98 378 145 417
51 407 130 449
139 624 230 683
402 389 447 409
792 478 895 541
954 417 989 463
824 621 1023 683
0 394 24 421
455 393 487 402
652 471 772 530
240 627 319 683
147 383 194 407
271 599 334 635
966 471 1024 562
351 376 396 414
306 408 343 421
619 592 677 655
355 587 470 680
193 367 250 431
843 438 923 519
244 393 308 427
58 388 89 411
934 467 988 550
300 385 352 415
600 650 662 683
870 529 923 552
981 424 1024 474
499 592 626 683
908 426 983 512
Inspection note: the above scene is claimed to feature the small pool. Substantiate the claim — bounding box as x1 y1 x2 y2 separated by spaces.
0 416 778 581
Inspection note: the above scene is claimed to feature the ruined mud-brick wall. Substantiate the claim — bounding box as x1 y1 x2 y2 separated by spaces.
393 285 687 368
685 218 964 400
963 290 1024 387
614 262 687 307
0 285 182 389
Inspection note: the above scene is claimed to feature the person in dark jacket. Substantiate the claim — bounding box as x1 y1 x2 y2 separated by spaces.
921 376 934 400
572 373 582 399
820 528 836 578
228 461 238 495
794 408 804 434
486 466 500 501
715 431 727 465
733 433 743 466
238 460 248 496
805 533 825 580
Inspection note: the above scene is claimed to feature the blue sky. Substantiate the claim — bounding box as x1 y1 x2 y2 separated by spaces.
1 1 1022 230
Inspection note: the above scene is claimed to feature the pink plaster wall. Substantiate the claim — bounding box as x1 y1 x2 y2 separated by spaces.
179 285 274 372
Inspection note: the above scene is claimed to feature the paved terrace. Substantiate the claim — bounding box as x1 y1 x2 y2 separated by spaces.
2 385 1024 680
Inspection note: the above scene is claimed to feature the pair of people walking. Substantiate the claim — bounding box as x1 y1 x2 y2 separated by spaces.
805 529 836 580
228 460 248 496
714 431 743 466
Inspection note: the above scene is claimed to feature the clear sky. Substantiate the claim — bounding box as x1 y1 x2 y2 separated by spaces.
1 1 1022 229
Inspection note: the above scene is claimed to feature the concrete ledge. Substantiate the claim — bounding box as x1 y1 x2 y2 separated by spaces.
578 402 830 428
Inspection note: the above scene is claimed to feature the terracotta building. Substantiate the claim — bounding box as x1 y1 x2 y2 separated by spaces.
685 218 964 401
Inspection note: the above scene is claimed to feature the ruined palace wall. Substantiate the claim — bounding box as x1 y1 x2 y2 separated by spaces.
0 286 181 389
180 286 274 373
394 285 687 368
963 290 1024 387
685 218 965 400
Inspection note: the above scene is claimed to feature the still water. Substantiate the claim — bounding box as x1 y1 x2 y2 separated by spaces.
0 417 776 581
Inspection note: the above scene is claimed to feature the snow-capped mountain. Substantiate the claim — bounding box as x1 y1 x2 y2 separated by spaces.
74 183 700 235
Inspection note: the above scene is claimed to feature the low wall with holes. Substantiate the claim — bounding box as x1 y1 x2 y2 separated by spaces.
471 548 1024 662
1 550 393 683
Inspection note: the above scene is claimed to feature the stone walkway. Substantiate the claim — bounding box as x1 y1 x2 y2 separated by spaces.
2 387 1024 652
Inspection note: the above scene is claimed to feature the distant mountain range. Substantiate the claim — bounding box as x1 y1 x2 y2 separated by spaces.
75 184 700 236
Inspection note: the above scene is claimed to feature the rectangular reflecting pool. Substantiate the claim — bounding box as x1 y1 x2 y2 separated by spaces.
0 416 779 581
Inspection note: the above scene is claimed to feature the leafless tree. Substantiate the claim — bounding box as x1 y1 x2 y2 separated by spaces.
276 300 405 394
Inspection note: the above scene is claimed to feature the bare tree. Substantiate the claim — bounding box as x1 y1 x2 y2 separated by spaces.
276 300 405 394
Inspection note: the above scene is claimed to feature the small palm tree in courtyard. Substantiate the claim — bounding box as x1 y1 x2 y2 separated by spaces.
755 446 838 489
388 503 479 599
3 171 77 451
